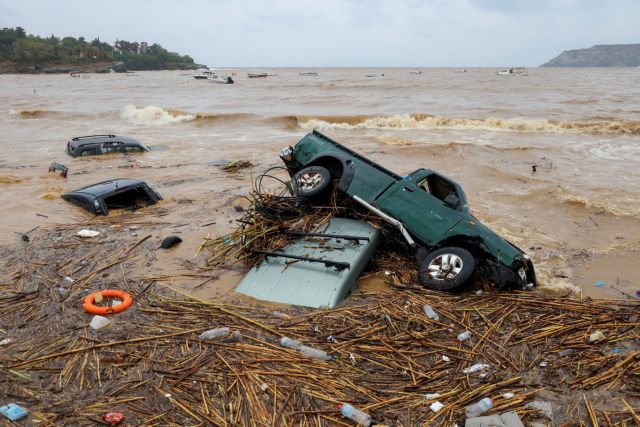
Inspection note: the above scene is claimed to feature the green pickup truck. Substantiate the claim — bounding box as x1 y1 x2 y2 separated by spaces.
279 130 536 291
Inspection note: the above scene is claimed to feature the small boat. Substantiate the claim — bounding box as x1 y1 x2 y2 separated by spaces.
409 70 422 74
497 67 527 76
299 72 318 76
453 69 468 73
70 72 86 78
193 70 216 80
247 72 268 78
366 73 385 77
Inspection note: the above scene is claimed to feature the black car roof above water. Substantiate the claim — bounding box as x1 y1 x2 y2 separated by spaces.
67 135 144 148
65 178 148 197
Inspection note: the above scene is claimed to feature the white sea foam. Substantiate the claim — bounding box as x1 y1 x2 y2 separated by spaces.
121 105 195 125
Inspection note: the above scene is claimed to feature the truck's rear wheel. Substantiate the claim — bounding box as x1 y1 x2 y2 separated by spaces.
292 166 331 198
418 247 475 291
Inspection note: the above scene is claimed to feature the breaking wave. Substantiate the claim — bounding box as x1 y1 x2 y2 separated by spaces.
122 105 196 125
121 105 253 125
8 108 70 118
294 113 640 135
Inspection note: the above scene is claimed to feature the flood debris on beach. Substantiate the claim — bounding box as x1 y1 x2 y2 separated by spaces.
1 154 638 425
0 214 638 425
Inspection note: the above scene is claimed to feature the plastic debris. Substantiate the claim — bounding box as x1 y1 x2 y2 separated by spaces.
430 401 444 413
384 270 391 275
63 276 75 284
279 337 303 350
462 364 489 374
57 287 69 298
465 397 494 418
77 229 100 238
594 280 605 287
0 338 12 346
198 327 230 340
635 290 640 298
349 353 357 365
422 304 439 321
0 403 28 421
339 403 372 426
102 412 126 425
160 236 182 249
503 392 515 399
612 347 621 354
299 345 332 361
589 330 605 342
425 393 441 400
442 355 450 362
90 315 111 330
539 361 549 367
272 310 291 320
475 290 483 295
456 330 472 342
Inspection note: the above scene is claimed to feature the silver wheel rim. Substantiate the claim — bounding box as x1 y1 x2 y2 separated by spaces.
297 171 324 192
427 254 463 280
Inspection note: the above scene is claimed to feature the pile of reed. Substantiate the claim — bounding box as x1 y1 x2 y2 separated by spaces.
1 191 638 425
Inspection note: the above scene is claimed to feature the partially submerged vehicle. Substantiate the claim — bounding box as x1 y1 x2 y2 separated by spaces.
61 179 162 215
279 130 536 291
66 135 149 157
236 218 380 308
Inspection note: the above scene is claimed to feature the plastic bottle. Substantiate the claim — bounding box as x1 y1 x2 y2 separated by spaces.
422 304 439 321
198 327 229 340
299 345 332 361
465 397 494 418
338 404 372 426
279 337 303 350
456 330 472 342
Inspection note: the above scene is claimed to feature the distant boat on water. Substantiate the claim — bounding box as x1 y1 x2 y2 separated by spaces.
247 72 268 78
366 73 385 77
453 69 468 73
497 67 528 76
193 70 216 80
409 70 422 74
299 72 319 76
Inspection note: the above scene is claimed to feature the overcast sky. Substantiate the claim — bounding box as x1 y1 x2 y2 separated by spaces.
1 0 639 67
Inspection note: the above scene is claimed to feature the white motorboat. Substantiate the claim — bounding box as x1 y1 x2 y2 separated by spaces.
193 70 216 80
497 67 527 76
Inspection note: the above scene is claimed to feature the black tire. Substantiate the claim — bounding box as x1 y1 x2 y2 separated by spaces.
418 246 475 291
292 166 331 198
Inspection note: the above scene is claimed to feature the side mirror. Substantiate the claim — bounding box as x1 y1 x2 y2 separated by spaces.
443 193 459 209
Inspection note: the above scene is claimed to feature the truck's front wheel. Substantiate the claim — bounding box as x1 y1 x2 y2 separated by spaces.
292 166 331 198
418 247 475 291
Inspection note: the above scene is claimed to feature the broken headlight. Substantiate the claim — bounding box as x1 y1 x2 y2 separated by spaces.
279 146 293 162
518 267 527 282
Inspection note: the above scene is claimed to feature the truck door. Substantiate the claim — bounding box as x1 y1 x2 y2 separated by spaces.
375 177 464 246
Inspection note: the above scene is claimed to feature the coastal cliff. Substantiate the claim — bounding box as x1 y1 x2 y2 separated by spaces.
541 44 640 67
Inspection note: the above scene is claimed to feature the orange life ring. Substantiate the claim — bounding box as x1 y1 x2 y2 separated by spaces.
83 290 133 315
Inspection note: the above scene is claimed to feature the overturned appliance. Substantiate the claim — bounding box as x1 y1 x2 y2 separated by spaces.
62 179 162 215
236 218 380 308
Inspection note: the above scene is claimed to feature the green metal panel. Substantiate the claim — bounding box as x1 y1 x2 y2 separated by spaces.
235 218 381 308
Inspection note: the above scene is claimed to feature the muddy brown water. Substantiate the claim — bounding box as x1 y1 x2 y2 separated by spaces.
1 68 639 299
